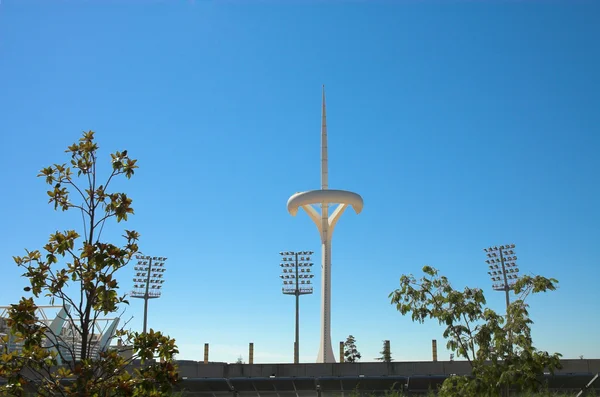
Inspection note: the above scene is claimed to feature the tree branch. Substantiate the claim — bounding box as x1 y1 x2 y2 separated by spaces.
423 285 473 366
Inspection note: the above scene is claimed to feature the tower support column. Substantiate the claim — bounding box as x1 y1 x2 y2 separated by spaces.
317 237 335 363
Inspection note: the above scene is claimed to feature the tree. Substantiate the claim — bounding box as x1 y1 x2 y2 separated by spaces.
376 340 392 362
0 131 179 396
343 335 361 363
235 355 245 364
389 265 562 397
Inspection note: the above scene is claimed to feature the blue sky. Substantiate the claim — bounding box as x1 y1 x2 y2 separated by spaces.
1 0 599 364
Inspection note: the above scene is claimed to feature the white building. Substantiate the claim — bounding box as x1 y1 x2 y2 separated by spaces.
0 305 119 363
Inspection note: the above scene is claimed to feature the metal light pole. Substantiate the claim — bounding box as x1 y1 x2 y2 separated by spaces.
131 255 167 334
484 244 519 358
280 251 314 364
484 244 519 313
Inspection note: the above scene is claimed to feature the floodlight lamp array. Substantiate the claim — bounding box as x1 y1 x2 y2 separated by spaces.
279 251 314 256
282 282 313 295
131 255 168 298
279 251 314 295
483 244 515 253
492 282 517 291
135 254 168 261
282 286 313 294
280 251 313 263
484 244 521 291
280 274 315 279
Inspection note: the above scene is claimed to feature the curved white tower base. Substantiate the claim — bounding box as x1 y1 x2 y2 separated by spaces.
286 87 363 363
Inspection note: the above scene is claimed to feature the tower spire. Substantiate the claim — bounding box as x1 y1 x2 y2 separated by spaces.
321 85 328 190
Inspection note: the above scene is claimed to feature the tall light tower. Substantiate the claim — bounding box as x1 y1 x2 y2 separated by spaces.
131 255 167 334
483 244 519 313
279 251 314 364
287 86 364 363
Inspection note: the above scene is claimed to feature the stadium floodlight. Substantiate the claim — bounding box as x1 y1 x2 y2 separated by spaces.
131 254 167 334
484 244 521 352
280 250 314 364
484 244 520 308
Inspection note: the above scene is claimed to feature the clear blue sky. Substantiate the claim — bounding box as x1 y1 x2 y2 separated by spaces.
1 0 599 364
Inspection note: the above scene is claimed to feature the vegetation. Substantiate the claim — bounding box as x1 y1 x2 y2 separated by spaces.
389 265 562 397
343 335 362 363
345 389 596 397
0 131 179 396
376 340 392 362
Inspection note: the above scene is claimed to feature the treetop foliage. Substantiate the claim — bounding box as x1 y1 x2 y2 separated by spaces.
389 265 561 396
1 131 179 396
344 335 362 363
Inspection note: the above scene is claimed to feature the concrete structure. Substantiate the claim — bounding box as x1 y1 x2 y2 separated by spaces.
287 87 364 363
3 360 598 396
167 360 600 396
174 359 600 379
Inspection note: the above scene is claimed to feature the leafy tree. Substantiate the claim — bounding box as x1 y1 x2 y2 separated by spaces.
389 265 562 397
343 335 361 363
0 131 179 396
376 340 392 362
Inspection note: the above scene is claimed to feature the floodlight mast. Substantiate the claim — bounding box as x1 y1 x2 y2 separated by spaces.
484 244 519 351
131 254 167 334
280 251 314 364
484 244 519 312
